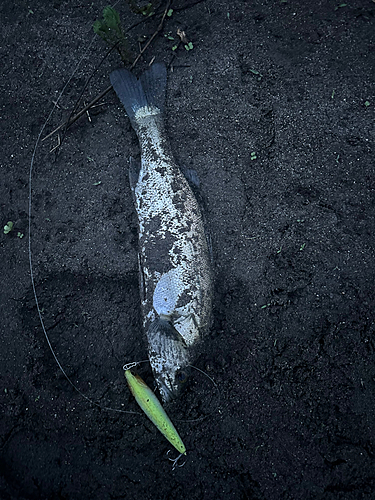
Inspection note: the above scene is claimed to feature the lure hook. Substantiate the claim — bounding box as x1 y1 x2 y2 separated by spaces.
166 449 186 470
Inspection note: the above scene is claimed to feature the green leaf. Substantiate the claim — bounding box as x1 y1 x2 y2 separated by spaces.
93 6 131 63
4 221 14 234
103 6 120 28
139 3 153 16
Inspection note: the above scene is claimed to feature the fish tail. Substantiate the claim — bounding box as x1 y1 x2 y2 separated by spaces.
110 63 167 129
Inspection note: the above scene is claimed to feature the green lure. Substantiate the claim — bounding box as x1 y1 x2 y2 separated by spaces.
125 370 186 456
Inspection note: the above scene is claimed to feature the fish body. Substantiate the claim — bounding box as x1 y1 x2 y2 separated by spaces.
110 64 213 402
125 369 186 455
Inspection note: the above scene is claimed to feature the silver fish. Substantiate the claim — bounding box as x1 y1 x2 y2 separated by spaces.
110 63 213 402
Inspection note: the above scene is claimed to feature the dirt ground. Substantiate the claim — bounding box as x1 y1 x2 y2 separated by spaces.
1 0 374 498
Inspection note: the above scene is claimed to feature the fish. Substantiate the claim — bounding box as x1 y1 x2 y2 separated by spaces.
125 369 186 457
110 63 213 402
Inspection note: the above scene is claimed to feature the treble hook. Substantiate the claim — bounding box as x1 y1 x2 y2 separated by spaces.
166 449 186 470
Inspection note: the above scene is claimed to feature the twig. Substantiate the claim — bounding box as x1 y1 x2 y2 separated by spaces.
130 0 171 68
42 85 113 142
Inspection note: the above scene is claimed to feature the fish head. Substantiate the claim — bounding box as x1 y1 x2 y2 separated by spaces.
147 318 191 402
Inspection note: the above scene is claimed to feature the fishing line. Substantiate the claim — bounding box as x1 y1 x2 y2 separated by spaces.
28 15 139 416
173 364 221 423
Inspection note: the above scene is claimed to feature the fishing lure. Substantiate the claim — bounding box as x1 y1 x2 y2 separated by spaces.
124 369 186 463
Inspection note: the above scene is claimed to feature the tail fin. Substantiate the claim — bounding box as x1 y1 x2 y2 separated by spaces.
110 63 167 129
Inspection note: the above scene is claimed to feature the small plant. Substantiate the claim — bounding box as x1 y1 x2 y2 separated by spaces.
17 232 24 239
250 151 257 161
249 68 263 80
4 221 14 234
128 1 154 16
93 6 131 63
176 29 193 53
364 101 370 107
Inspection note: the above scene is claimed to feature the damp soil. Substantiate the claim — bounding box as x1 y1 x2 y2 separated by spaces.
1 1 375 499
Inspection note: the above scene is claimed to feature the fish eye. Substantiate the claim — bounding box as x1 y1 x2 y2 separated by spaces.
176 370 188 384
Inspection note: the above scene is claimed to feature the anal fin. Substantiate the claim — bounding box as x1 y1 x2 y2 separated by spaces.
129 157 141 196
